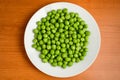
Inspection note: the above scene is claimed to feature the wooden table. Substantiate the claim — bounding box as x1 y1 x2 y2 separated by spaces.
0 0 120 80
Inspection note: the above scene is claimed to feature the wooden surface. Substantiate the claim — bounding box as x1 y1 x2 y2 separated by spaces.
0 0 120 80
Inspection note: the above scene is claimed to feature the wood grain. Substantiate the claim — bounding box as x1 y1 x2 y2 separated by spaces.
0 0 120 80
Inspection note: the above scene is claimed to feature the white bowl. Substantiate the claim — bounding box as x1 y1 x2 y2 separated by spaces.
24 2 101 78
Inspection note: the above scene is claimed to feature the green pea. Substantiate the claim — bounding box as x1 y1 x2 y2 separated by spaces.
52 45 56 49
68 62 73 66
58 62 63 66
33 29 39 33
80 56 84 60
32 44 37 48
55 50 60 55
42 58 48 63
41 18 46 22
36 46 41 51
49 59 53 63
47 45 51 50
50 50 54 54
61 48 66 52
51 19 56 23
32 39 37 43
57 46 61 50
51 62 57 67
39 54 45 59
62 64 67 69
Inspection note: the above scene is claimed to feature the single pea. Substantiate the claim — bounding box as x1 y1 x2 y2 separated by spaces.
79 25 83 29
51 62 57 67
69 31 73 34
56 41 60 45
42 44 46 49
60 23 64 28
56 32 60 37
84 41 88 46
51 10 56 14
43 34 48 38
80 21 85 25
74 53 78 58
72 58 76 62
52 29 56 33
73 39 77 43
61 13 64 16
50 34 54 38
62 64 67 69
59 28 63 33
52 40 56 44
41 29 46 33
55 23 59 28
76 58 80 63
58 18 63 23
63 8 68 13
60 33 65 38
71 45 75 50
75 13 79 17
55 37 59 41
58 61 63 66
32 39 37 43
85 31 91 36
52 45 56 49
65 21 69 25
42 58 48 63
60 38 64 43
70 12 75 17
39 54 45 59
69 54 73 58
65 39 69 43
47 31 51 35
83 24 88 28
57 56 62 61
77 17 82 22
61 48 66 52
32 44 37 48
50 50 54 54
65 57 71 62
57 9 62 13
41 18 46 22
65 26 69 30
55 50 60 55
46 16 50 20
47 45 51 50
57 46 61 50
68 50 73 54
36 21 41 26
43 38 48 43
61 43 66 48
79 30 84 34
39 40 44 45
51 19 56 23
47 12 52 16
68 62 73 66
80 56 84 60
33 29 39 33
82 52 87 57
36 46 41 51
80 42 84 46
65 14 70 19
66 44 70 48
69 18 74 23
69 41 73 45
62 53 67 58
38 35 42 40
81 38 85 42
80 49 84 52
49 59 53 63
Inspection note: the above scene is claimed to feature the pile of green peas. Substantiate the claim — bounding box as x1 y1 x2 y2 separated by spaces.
32 8 90 69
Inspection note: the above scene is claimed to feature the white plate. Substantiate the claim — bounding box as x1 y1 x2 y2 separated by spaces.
24 2 101 78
